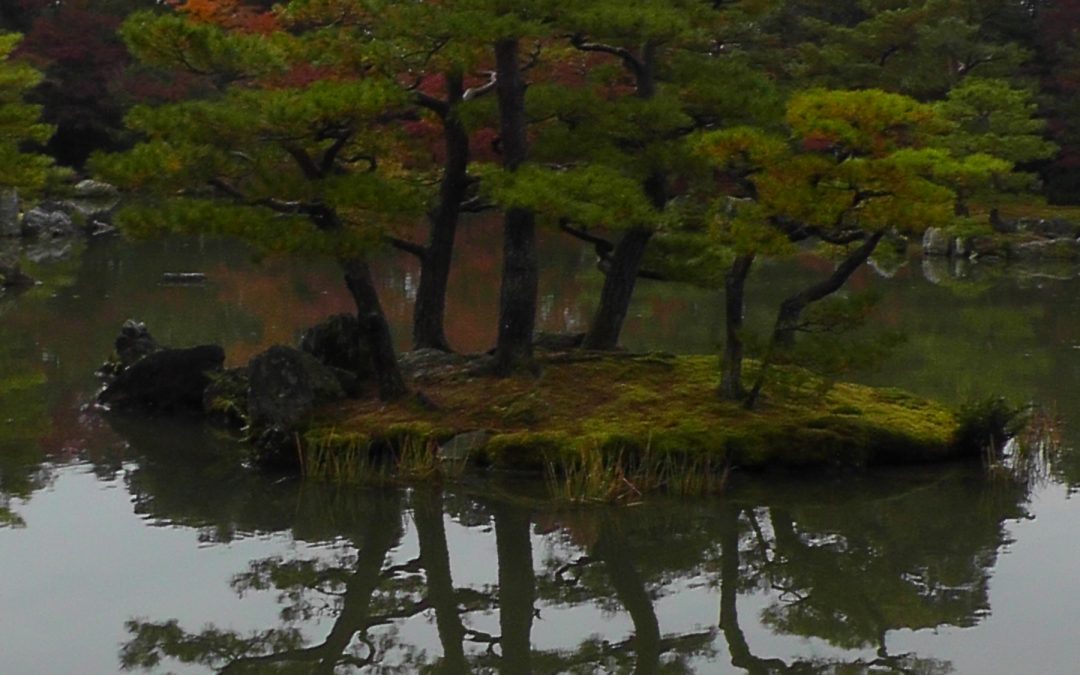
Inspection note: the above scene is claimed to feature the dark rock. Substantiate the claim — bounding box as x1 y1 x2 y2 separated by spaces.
0 189 18 237
399 348 473 380
162 272 207 285
0 255 34 289
247 346 346 467
247 346 345 430
203 367 250 428
299 313 370 374
114 319 162 370
533 332 586 351
98 345 225 413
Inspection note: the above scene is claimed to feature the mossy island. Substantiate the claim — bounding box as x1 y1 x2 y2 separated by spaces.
296 351 1004 501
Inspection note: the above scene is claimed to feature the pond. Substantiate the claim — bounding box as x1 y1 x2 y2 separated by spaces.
3 225 1080 674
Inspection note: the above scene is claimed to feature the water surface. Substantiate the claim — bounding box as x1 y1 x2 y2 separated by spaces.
2 229 1080 673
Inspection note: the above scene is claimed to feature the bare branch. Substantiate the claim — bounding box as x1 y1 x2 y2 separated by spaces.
463 71 498 102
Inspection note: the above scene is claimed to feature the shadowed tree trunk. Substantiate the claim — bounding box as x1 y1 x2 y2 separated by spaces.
412 74 470 352
493 38 539 374
744 231 884 409
720 254 755 401
581 43 663 351
343 259 408 400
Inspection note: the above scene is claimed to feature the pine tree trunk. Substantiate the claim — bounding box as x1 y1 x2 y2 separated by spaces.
412 79 470 352
582 226 653 350
343 259 408 401
493 38 538 374
581 46 662 351
720 254 754 401
744 231 884 409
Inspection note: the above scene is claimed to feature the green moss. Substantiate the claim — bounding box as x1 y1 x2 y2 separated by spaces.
301 354 972 499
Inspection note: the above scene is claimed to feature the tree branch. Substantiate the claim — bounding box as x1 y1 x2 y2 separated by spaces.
569 34 644 81
386 235 427 259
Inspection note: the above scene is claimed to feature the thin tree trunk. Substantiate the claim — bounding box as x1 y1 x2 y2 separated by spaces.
720 254 755 401
343 258 408 401
413 76 470 352
582 226 654 350
744 231 884 409
493 38 538 374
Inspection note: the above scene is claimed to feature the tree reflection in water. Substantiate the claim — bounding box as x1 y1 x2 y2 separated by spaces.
114 420 1030 674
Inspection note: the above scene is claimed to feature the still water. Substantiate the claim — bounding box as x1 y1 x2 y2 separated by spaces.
3 226 1080 674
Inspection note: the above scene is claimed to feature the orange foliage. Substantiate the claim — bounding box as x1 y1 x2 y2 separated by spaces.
170 0 278 34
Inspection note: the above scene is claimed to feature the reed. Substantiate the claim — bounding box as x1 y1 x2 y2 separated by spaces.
300 430 467 485
544 443 731 504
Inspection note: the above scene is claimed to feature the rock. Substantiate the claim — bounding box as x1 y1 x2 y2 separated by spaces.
21 207 74 239
0 256 34 289
1010 238 1080 261
921 227 951 256
98 345 225 413
299 314 370 374
0 189 18 238
438 430 491 461
161 272 207 285
247 346 345 430
247 346 346 467
114 319 162 369
72 179 118 199
399 348 473 380
533 332 586 351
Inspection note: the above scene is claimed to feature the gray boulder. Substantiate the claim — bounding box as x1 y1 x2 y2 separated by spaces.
247 346 345 430
98 345 225 413
247 346 346 467
922 227 951 256
21 207 74 239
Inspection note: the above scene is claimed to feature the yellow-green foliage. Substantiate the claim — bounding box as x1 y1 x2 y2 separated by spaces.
0 33 57 192
304 354 968 498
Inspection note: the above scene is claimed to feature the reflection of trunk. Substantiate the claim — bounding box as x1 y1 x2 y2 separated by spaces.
493 38 538 374
720 254 754 401
222 493 404 674
414 77 470 352
414 490 468 674
582 226 654 350
744 232 883 409
494 505 535 674
343 258 407 400
593 522 661 675
718 505 786 675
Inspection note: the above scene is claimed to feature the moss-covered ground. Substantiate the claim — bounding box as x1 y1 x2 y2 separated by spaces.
302 353 971 496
